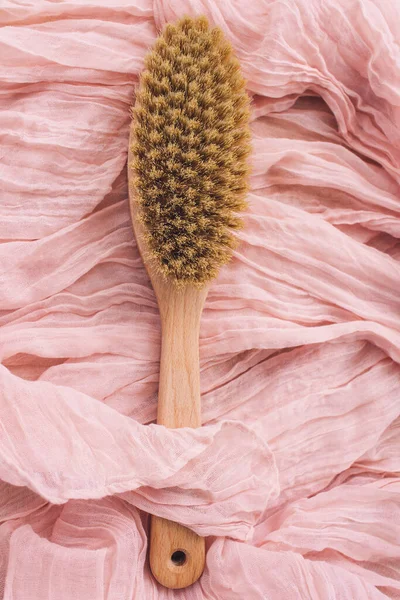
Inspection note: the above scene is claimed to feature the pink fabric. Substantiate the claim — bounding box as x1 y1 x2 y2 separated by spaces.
1 0 399 598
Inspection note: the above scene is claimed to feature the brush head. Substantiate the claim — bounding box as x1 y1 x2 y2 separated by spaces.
130 16 251 286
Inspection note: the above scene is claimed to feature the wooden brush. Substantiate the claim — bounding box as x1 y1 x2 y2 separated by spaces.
128 15 251 589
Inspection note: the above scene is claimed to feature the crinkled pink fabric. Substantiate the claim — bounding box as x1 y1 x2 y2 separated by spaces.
0 0 399 598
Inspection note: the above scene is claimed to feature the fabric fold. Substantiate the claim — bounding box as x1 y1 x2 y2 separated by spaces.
0 365 278 539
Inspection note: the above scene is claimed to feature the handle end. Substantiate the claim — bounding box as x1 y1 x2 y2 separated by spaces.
149 516 205 589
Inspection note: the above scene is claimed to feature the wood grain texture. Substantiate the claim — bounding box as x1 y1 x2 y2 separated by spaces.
157 283 207 429
128 146 207 589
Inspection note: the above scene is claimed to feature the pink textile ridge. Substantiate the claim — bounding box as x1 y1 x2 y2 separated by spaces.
0 0 400 598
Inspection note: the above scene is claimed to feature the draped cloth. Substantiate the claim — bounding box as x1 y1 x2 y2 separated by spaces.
0 0 399 597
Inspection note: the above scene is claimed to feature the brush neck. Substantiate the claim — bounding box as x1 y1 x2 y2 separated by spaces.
157 285 208 428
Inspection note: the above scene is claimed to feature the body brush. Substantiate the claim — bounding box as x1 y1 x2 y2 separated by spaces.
128 16 251 589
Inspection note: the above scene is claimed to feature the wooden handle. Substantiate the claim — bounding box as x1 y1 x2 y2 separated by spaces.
149 285 207 589
156 285 206 428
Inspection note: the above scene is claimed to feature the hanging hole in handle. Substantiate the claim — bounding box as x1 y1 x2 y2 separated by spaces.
171 550 187 566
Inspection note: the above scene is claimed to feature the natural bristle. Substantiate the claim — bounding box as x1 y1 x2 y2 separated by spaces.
130 15 251 286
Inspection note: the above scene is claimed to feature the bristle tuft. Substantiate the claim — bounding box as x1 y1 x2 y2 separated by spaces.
130 15 251 286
